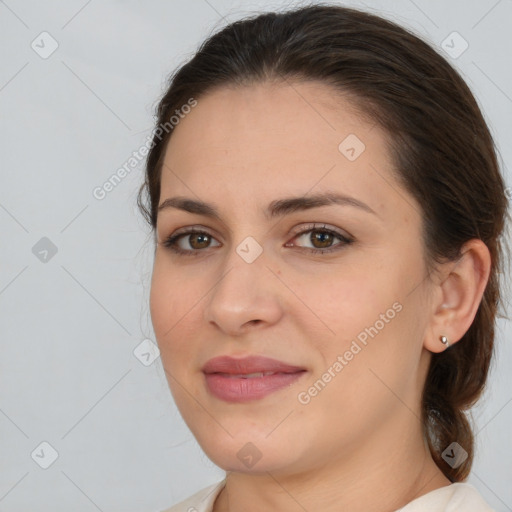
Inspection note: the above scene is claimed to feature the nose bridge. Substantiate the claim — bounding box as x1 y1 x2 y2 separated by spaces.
212 235 269 303
203 235 283 332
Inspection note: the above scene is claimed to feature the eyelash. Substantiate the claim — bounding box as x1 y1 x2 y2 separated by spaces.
161 223 354 257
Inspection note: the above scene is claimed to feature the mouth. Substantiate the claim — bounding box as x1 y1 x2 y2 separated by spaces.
202 354 306 375
202 355 307 403
214 371 298 378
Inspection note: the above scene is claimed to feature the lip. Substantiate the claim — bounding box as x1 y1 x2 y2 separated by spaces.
202 355 305 374
202 355 307 403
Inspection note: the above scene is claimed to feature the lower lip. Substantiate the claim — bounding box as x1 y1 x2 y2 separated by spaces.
204 371 306 403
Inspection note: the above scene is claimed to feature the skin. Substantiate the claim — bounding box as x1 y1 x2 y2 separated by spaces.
149 80 491 512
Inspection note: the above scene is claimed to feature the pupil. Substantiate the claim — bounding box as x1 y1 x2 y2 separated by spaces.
191 233 209 249
313 231 332 248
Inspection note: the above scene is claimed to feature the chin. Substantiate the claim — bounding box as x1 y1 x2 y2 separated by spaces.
195 431 305 475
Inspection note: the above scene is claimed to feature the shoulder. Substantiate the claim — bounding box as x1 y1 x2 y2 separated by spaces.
159 479 226 512
398 482 495 512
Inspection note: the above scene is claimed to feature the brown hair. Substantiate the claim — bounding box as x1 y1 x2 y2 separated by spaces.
137 3 510 482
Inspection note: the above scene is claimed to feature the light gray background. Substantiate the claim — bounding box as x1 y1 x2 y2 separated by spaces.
1 0 511 511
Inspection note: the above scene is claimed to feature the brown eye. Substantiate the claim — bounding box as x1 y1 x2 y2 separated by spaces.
163 229 221 255
188 233 211 249
309 230 335 249
286 224 354 254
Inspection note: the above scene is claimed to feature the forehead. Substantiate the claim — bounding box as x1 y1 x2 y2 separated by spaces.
164 80 375 165
166 82 382 170
158 81 413 226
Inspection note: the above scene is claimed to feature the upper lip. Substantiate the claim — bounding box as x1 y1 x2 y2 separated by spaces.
202 355 306 375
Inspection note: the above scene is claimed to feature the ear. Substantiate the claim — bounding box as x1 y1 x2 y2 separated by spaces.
424 239 491 353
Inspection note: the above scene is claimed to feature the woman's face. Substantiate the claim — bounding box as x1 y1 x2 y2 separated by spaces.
150 81 435 474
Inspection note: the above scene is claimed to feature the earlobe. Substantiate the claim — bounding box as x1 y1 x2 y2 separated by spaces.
423 239 491 354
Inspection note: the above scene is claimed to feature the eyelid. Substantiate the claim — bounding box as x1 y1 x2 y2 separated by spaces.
288 222 352 240
166 224 222 239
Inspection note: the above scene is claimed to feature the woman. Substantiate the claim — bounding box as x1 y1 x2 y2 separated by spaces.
137 4 509 511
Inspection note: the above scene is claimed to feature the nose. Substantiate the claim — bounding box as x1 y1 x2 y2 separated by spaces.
203 246 284 336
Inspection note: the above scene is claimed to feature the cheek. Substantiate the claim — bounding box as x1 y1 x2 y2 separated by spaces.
150 256 188 317
149 260 200 355
291 262 391 336
150 271 202 407
299 255 419 366
149 267 172 339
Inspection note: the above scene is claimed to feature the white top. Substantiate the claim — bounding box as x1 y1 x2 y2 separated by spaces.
160 478 495 512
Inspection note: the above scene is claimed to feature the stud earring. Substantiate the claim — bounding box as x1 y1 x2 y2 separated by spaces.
440 335 450 348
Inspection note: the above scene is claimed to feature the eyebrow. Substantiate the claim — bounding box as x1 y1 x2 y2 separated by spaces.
157 192 378 220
